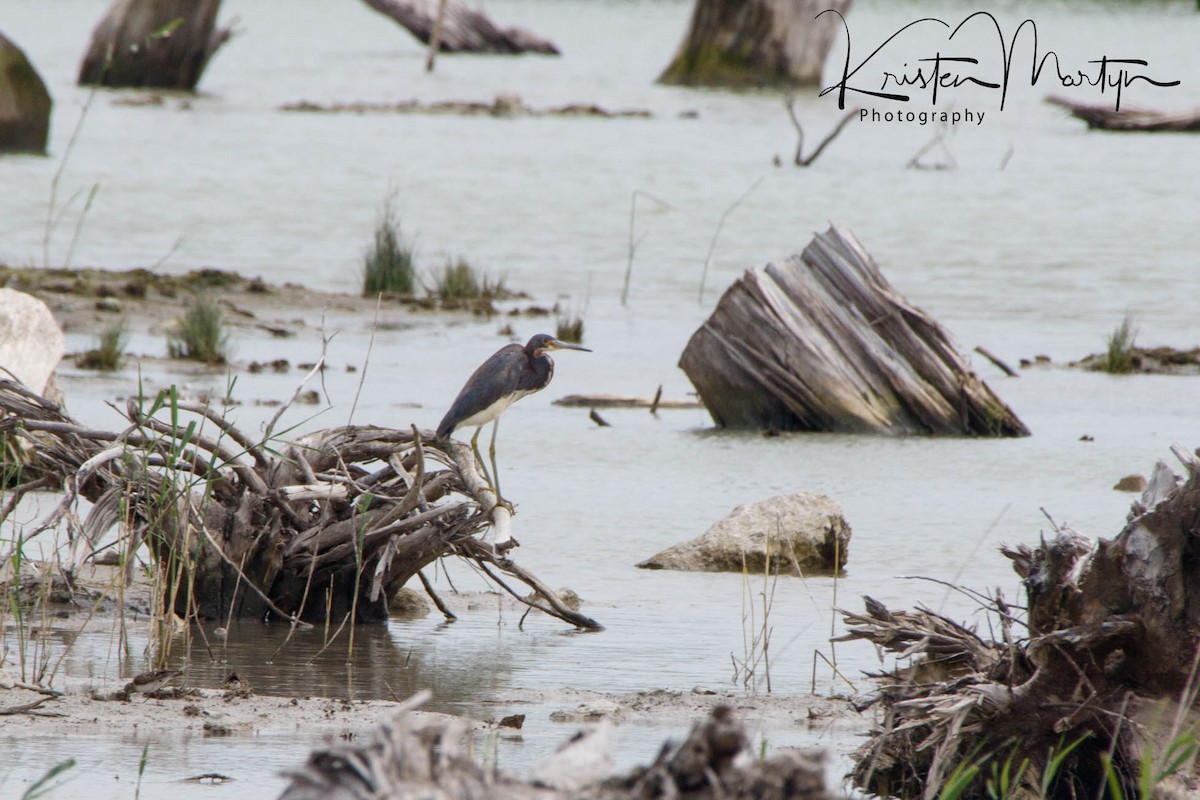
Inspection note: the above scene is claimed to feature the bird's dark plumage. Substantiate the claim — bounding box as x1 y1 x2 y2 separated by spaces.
437 334 589 440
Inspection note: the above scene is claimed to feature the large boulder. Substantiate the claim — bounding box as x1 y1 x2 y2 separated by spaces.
0 288 65 396
638 493 850 574
0 32 52 154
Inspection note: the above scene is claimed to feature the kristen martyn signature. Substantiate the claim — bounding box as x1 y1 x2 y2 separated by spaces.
818 10 1181 112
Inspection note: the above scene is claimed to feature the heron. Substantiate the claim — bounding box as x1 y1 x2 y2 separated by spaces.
437 333 590 500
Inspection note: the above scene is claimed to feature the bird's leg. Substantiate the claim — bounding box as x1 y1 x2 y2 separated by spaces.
488 418 505 506
471 426 493 488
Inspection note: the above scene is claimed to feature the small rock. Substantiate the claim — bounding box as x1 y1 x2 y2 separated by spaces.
1113 474 1148 493
638 493 850 574
498 714 525 729
389 587 431 617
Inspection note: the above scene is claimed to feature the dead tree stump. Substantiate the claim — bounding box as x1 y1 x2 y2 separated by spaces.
78 0 234 89
679 225 1029 436
360 0 560 55
839 446 1200 800
0 33 52 154
659 0 851 88
0 377 599 630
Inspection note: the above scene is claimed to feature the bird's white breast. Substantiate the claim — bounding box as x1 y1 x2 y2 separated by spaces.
457 389 535 429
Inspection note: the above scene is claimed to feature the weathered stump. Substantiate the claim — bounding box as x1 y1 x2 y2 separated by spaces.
0 377 599 630
839 446 1200 800
78 0 234 89
1046 95 1200 132
0 33 52 154
679 225 1029 436
360 0 559 55
659 0 851 88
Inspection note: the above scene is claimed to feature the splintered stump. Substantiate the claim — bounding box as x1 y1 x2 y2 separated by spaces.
360 0 559 54
1046 95 1200 132
78 0 234 89
679 224 1028 436
840 446 1200 800
659 0 850 88
0 378 599 630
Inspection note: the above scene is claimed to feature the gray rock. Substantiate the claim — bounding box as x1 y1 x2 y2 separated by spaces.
0 288 65 395
638 493 850 574
0 32 52 154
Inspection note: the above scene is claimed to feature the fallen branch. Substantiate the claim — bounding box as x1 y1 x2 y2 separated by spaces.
1046 95 1200 132
784 98 859 166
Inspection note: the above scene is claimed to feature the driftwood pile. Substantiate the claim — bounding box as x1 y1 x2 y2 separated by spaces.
361 0 559 55
280 692 832 800
679 225 1029 436
841 445 1200 800
1046 95 1200 133
0 376 597 630
78 0 234 90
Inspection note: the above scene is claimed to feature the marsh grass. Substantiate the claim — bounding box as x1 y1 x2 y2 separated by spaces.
74 321 128 371
1100 316 1138 374
555 311 584 344
362 196 416 296
167 295 228 364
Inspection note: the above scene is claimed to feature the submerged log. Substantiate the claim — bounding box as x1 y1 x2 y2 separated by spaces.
360 0 559 55
0 377 599 630
281 693 832 800
1046 94 1200 132
659 0 851 88
0 33 52 154
840 445 1200 800
78 0 234 90
679 225 1029 436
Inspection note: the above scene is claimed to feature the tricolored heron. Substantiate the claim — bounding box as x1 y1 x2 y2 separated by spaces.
437 333 590 499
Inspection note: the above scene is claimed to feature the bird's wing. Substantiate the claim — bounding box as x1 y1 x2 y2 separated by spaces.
437 344 526 438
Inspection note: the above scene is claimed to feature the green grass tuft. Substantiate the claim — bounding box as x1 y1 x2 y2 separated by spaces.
362 196 416 296
75 321 128 371
435 257 507 305
167 295 228 364
1100 316 1138 374
436 257 481 302
556 311 584 344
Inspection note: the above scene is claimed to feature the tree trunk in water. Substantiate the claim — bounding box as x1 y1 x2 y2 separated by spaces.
77 0 233 90
659 0 850 88
0 32 52 154
679 225 1029 436
361 0 559 55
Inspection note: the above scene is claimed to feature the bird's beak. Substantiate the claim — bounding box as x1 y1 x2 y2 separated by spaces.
548 339 591 352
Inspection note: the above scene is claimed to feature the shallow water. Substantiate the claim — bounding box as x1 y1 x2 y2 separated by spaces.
3 0 1200 796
